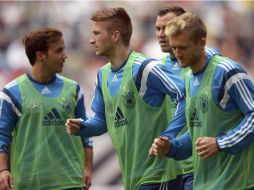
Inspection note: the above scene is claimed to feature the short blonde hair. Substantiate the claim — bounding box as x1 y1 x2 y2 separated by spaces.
165 12 207 42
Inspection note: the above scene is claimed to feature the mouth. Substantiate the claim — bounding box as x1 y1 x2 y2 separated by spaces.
159 41 169 46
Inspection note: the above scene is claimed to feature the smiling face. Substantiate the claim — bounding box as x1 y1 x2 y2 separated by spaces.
155 12 177 52
89 21 115 57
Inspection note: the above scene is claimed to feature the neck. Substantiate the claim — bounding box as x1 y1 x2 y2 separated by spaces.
108 46 130 70
191 51 207 74
30 63 54 83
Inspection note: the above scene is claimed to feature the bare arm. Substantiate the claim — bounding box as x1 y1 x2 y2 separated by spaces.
83 147 93 190
0 153 13 190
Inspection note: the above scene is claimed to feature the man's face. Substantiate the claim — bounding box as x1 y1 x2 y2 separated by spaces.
44 37 67 74
155 12 177 52
169 32 203 68
89 21 114 57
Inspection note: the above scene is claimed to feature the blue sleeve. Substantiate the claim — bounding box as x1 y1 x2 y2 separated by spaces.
161 98 186 139
214 60 254 154
77 69 107 138
74 83 93 148
0 90 19 154
216 111 254 154
165 131 192 160
151 63 186 138
152 63 185 100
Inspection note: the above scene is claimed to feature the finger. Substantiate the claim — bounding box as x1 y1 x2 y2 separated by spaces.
69 119 80 125
159 136 169 142
154 139 167 148
8 175 14 189
195 138 203 146
148 147 157 157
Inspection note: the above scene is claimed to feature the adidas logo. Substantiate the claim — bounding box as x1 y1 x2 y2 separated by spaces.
190 108 202 128
41 87 51 95
193 77 200 86
172 63 180 70
114 107 128 128
112 74 118 82
42 108 65 126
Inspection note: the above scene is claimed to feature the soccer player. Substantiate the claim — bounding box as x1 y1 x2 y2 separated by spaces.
155 6 220 190
66 7 186 190
0 28 93 190
149 12 254 189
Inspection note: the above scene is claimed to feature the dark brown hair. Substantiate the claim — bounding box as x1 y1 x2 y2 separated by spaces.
23 28 62 65
157 5 186 17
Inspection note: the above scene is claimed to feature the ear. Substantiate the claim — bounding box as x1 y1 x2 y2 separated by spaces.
36 51 46 62
200 37 206 49
112 31 120 43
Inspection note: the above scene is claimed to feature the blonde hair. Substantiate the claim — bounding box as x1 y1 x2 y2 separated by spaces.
165 12 207 42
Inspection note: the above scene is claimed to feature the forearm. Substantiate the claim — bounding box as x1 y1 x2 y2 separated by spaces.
216 112 254 154
84 147 93 172
161 98 186 139
79 117 107 138
0 153 8 170
166 131 192 160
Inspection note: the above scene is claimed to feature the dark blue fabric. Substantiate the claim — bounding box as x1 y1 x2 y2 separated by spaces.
138 175 183 190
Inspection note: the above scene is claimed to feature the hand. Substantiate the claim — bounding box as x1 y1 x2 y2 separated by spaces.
0 170 13 190
195 136 219 160
83 167 92 190
65 119 81 135
148 136 171 158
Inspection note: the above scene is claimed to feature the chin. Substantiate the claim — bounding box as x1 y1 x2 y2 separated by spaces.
161 47 170 53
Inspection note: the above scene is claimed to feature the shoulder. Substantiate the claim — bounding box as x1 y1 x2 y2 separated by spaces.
214 57 250 88
216 57 247 77
205 47 221 56
56 74 77 85
2 77 21 98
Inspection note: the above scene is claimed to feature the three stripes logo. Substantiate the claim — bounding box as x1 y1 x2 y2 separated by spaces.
42 108 65 126
190 108 202 128
114 107 128 128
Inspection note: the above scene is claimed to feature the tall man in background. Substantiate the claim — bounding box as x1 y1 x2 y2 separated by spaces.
66 7 186 190
0 28 93 190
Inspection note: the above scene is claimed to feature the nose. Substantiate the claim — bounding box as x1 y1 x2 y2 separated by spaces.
174 48 182 58
158 29 165 38
63 51 68 59
90 34 95 44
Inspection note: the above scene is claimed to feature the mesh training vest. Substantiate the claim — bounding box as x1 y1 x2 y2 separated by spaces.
102 51 179 190
161 54 193 175
185 55 254 190
11 74 84 190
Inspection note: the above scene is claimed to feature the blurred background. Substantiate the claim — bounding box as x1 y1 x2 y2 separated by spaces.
0 1 253 190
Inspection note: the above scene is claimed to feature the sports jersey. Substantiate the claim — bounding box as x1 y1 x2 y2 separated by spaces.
79 50 186 138
102 51 181 189
79 51 185 189
0 73 92 189
166 54 254 189
161 47 220 175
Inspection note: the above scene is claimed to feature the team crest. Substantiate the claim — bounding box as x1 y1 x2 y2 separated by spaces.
61 97 74 112
27 98 41 113
171 98 178 109
122 91 135 109
200 93 208 113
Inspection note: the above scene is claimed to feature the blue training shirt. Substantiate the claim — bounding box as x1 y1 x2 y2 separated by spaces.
0 72 93 154
164 52 254 159
79 51 186 138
